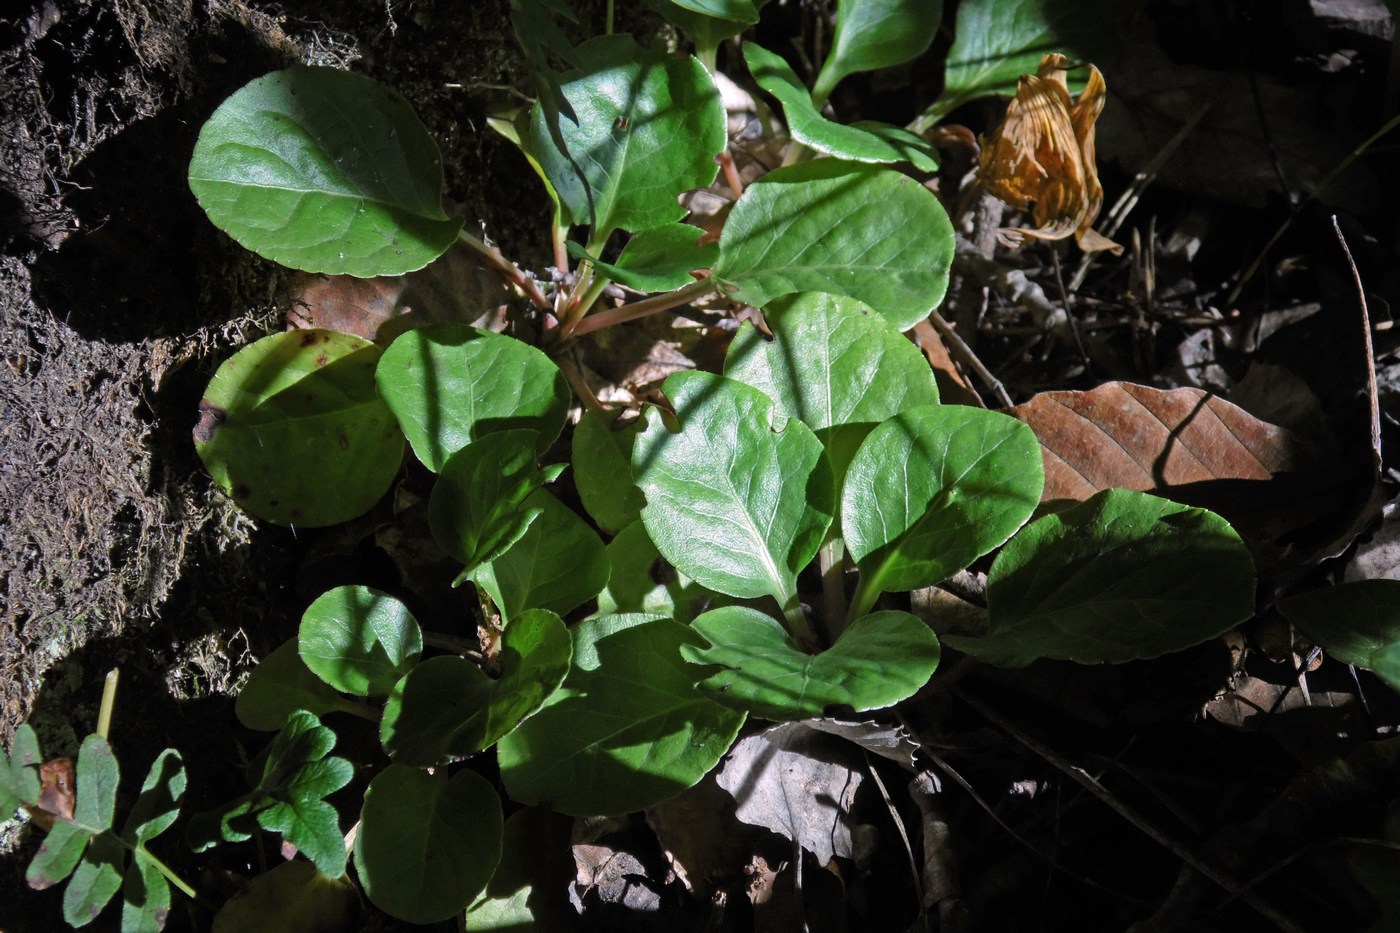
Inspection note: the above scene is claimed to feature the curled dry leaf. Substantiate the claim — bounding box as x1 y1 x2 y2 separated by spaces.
978 53 1121 254
1007 381 1344 542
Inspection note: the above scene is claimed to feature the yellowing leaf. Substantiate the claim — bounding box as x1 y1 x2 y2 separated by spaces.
978 54 1121 254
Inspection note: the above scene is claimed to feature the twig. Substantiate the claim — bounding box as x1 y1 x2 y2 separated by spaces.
927 311 1013 408
1331 217 1381 464
1226 113 1400 308
954 689 1304 933
865 753 930 933
1069 103 1210 293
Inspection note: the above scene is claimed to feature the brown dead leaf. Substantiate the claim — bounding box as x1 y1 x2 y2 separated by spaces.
647 774 763 893
978 54 1121 254
286 248 508 342
715 723 863 867
26 758 75 831
1007 381 1345 542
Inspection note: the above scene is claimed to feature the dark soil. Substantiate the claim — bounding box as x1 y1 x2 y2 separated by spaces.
3 0 1400 931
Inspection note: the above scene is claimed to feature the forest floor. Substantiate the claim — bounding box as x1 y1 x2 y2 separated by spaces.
2 0 1399 930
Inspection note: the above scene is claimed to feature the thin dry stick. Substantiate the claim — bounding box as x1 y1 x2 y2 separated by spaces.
1331 216 1381 463
864 754 930 933
927 311 1014 408
913 746 1150 908
1069 103 1211 293
954 689 1304 933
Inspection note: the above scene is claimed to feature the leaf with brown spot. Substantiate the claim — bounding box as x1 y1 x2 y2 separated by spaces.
1007 381 1346 542
26 758 75 831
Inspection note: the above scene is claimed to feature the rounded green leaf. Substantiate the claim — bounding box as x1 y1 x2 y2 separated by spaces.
528 35 726 237
1 725 41 817
812 0 942 102
376 324 569 473
380 609 572 764
683 607 940 720
725 291 939 483
355 766 503 924
573 409 646 534
668 0 761 22
950 489 1257 667
569 223 718 293
633 371 834 605
121 750 186 846
469 490 608 623
596 520 727 623
465 807 576 931
843 405 1044 596
195 329 404 527
1278 580 1400 691
235 640 360 731
298 586 423 697
746 44 938 170
188 67 461 276
498 614 746 815
429 430 565 574
924 0 1116 125
714 160 955 331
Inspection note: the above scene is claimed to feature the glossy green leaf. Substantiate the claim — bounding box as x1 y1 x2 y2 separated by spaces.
1278 581 1400 691
572 409 646 534
429 431 566 575
63 832 123 927
1 724 41 815
633 371 834 605
812 0 942 102
235 640 361 731
725 291 939 483
376 324 569 473
667 0 760 21
926 0 1116 125
528 35 725 238
948 489 1256 667
498 614 746 815
684 607 940 720
844 405 1043 598
569 223 718 292
596 520 727 623
298 586 423 697
469 490 609 622
465 807 575 931
746 44 937 170
355 766 503 924
188 67 460 276
714 160 955 331
646 0 752 46
380 609 572 764
196 330 403 527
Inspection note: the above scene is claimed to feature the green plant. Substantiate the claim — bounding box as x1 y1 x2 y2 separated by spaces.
8 1 1246 928
1 684 191 932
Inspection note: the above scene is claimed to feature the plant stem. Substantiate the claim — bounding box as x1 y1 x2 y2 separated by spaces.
333 698 383 724
97 668 118 741
818 538 847 639
138 848 200 901
456 229 552 312
569 273 613 327
422 631 487 664
846 572 881 626
782 597 820 652
563 277 718 339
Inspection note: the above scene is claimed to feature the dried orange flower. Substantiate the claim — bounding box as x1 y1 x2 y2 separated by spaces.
978 53 1122 254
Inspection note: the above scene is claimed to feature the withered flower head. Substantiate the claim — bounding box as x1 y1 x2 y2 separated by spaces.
978 53 1122 255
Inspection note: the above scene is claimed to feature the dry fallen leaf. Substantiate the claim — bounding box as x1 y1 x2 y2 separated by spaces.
26 758 76 831
715 723 863 867
1007 381 1348 543
978 53 1122 254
